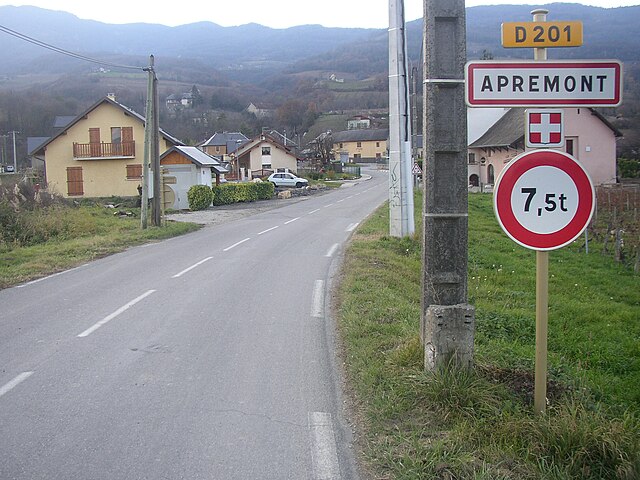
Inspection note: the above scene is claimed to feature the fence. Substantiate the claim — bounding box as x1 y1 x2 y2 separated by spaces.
590 184 640 272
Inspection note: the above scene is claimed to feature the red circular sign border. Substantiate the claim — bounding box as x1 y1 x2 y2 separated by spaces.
494 150 595 250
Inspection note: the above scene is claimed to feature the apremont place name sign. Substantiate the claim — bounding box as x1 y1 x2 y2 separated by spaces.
465 60 623 107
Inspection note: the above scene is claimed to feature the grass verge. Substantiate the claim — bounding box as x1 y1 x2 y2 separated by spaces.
0 206 200 289
336 192 639 479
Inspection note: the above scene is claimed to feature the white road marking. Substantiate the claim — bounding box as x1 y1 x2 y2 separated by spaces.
308 412 341 480
308 208 321 215
284 217 300 225
0 372 34 398
172 256 213 278
223 238 251 252
346 223 359 232
311 280 325 318
17 265 87 288
77 290 156 338
324 203 334 208
325 243 339 258
257 226 279 235
336 199 345 203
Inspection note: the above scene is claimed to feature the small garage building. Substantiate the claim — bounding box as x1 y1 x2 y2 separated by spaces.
160 146 228 210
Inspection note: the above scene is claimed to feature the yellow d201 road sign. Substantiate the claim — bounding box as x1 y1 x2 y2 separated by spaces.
501 21 583 48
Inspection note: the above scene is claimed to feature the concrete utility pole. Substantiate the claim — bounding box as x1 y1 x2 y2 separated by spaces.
10 130 19 173
388 0 415 237
422 0 475 370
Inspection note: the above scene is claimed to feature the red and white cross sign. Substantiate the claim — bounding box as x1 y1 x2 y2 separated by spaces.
526 109 564 148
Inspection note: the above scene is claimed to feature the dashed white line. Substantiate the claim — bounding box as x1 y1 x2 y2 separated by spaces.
336 199 345 203
77 289 156 338
308 412 342 480
284 217 300 225
324 203 334 208
325 243 339 258
257 226 279 235
308 208 321 215
0 372 34 398
311 280 325 318
223 238 251 252
346 222 359 232
172 256 213 278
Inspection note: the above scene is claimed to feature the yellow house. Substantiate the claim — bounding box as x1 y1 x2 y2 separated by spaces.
34 97 181 198
331 129 388 162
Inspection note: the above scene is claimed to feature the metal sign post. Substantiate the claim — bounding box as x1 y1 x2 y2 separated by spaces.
533 8 550 415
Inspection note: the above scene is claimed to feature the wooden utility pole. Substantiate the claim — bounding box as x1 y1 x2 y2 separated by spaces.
422 0 475 370
141 55 154 229
151 65 161 227
141 55 161 228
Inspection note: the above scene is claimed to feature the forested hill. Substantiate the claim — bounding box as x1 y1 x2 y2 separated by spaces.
1 3 639 80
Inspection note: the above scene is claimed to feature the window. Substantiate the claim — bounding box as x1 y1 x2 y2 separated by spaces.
339 143 343 148
111 127 122 144
66 167 83 196
487 164 495 185
566 138 575 156
468 152 476 164
262 146 271 156
111 127 122 155
354 154 361 159
126 164 142 180
376 142 380 147
356 142 362 148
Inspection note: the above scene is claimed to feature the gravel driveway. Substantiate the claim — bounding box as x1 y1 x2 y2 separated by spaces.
165 177 371 226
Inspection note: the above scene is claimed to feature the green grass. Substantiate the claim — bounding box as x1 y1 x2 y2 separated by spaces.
337 192 640 479
0 206 200 289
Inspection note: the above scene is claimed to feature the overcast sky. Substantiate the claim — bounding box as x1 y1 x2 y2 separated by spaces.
1 1 638 29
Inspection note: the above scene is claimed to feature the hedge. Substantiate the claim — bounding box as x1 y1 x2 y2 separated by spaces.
187 184 213 211
212 182 275 206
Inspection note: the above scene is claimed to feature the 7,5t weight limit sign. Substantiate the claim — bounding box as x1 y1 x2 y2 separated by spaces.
494 150 595 251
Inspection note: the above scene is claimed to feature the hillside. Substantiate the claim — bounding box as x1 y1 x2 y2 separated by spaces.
2 4 639 81
0 3 638 161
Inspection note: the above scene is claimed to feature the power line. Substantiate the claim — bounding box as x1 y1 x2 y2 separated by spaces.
0 24 145 71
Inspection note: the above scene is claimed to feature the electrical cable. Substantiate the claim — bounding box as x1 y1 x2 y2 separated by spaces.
0 23 145 71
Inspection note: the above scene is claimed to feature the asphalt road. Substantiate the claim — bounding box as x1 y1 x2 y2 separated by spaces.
0 167 388 480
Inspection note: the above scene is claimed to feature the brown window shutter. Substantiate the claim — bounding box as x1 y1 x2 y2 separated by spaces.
89 128 101 157
122 126 134 156
126 164 142 180
122 126 133 142
66 166 84 196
